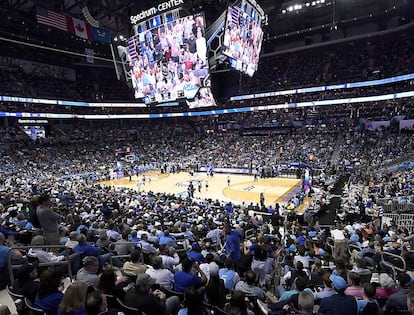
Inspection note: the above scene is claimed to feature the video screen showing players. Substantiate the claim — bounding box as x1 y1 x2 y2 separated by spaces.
222 5 264 77
22 126 46 140
127 13 211 104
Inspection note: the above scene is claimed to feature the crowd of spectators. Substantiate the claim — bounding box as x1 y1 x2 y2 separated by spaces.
0 114 410 314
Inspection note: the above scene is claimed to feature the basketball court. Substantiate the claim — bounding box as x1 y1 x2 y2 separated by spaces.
99 171 307 209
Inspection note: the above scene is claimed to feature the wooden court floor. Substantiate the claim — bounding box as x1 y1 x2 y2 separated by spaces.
100 172 305 208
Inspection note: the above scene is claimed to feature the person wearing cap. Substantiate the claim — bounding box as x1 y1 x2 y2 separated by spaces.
318 274 358 315
384 272 412 314
124 273 180 315
12 262 39 302
145 255 174 290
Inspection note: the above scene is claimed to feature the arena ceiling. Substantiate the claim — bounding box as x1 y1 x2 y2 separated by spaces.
0 0 404 40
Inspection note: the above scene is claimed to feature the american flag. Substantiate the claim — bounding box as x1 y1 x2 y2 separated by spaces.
36 7 68 31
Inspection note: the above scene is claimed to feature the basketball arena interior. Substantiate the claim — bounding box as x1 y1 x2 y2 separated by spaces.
0 0 414 314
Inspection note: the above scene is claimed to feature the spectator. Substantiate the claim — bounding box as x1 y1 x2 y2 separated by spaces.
224 290 254 315
145 256 174 290
234 270 265 300
57 281 88 315
358 283 380 315
375 273 397 299
29 235 81 276
222 222 243 270
124 273 180 315
160 246 180 271
97 268 128 304
314 273 335 301
219 256 240 291
407 291 414 315
12 262 39 302
36 194 61 245
173 258 207 293
0 232 24 289
85 290 118 315
247 233 274 286
187 242 204 263
345 272 364 299
318 274 358 315
178 287 209 315
205 262 226 308
122 249 148 277
297 291 316 315
76 256 100 288
384 272 412 314
34 267 65 315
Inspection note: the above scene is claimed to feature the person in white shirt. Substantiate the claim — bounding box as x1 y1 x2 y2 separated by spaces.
29 235 80 275
198 253 215 281
331 225 346 260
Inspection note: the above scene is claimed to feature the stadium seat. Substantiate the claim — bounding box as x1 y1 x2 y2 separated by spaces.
24 297 45 315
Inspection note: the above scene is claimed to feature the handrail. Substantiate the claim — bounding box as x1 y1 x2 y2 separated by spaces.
108 242 133 269
7 244 72 285
380 251 406 280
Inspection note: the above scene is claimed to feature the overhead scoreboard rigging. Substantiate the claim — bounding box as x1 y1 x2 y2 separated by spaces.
116 0 265 108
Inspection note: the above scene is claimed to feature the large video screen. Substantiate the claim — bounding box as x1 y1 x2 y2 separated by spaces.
127 13 211 104
22 126 46 141
222 5 263 77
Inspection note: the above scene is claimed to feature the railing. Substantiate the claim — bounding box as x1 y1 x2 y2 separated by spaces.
108 242 135 269
380 251 406 280
381 214 414 233
383 202 414 214
7 245 72 285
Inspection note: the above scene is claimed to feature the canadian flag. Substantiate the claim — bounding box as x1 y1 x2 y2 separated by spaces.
67 16 92 40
